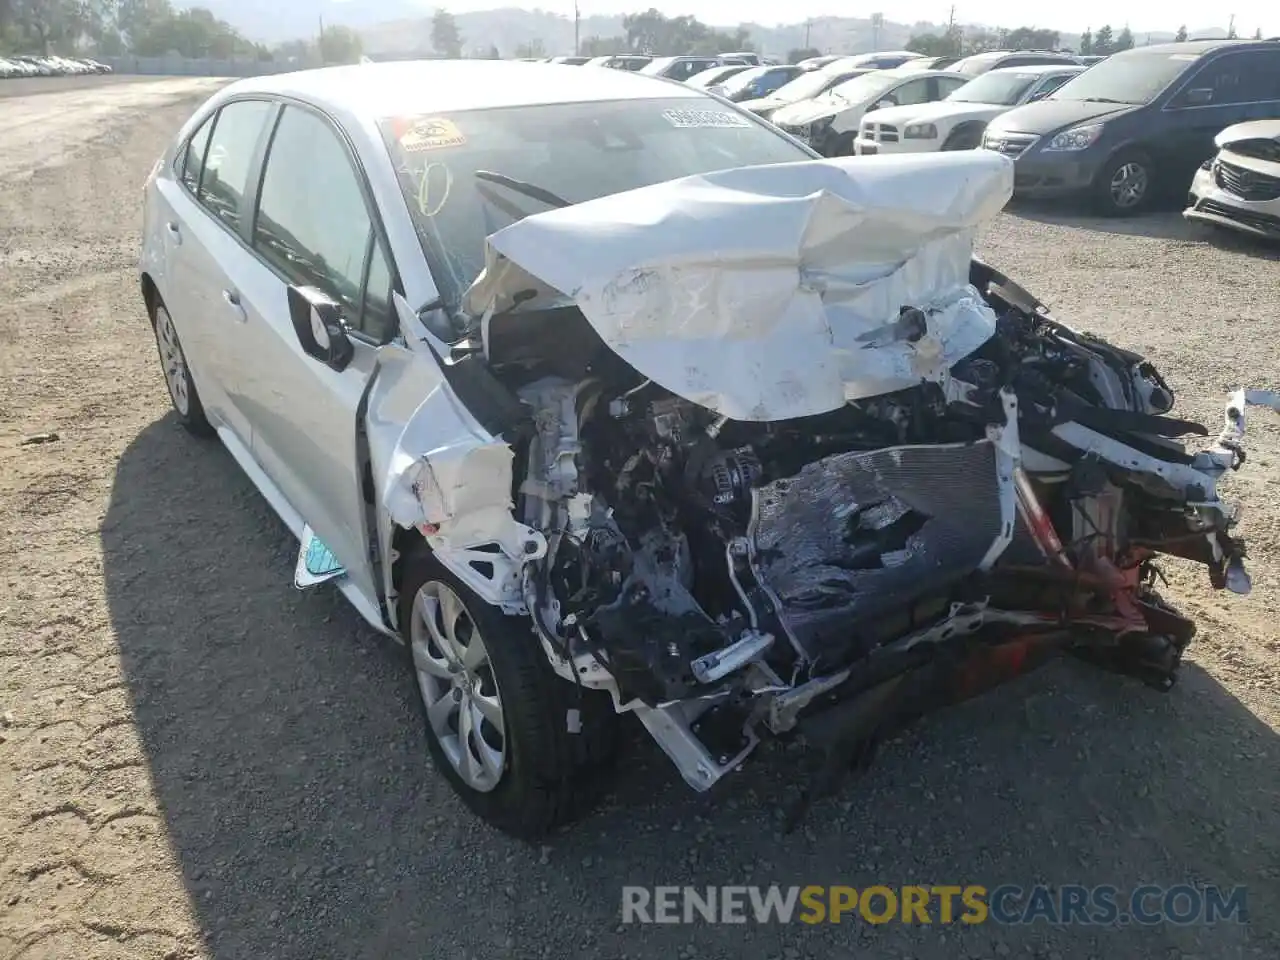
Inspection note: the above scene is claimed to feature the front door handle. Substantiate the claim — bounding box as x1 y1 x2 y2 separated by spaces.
221 289 247 323
165 221 182 245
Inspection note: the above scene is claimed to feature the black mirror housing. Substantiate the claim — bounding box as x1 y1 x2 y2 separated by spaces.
287 285 355 372
1182 87 1214 107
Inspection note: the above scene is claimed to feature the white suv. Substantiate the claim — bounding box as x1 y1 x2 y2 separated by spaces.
854 65 1084 155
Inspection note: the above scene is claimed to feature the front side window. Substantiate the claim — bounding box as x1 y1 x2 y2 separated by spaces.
379 98 807 309
180 115 214 193
254 105 395 340
1181 51 1280 106
198 99 273 230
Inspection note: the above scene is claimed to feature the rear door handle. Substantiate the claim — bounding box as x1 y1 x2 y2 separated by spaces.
165 221 182 245
221 289 247 323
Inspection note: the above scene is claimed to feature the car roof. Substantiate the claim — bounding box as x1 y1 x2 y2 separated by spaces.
216 60 703 117
1132 39 1267 56
986 63 1085 75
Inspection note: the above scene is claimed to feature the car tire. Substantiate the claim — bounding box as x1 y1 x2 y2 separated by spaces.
398 547 618 840
150 300 214 437
1092 149 1154 217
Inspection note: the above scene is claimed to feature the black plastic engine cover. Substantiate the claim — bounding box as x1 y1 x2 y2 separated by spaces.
751 440 1004 660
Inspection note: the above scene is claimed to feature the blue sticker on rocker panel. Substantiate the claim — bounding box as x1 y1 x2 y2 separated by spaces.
305 535 344 577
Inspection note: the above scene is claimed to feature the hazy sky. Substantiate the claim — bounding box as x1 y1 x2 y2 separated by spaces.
415 1 1278 36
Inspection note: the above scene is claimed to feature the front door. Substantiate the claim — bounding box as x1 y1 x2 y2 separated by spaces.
221 102 401 609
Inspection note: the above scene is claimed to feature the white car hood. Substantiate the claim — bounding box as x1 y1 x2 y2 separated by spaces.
771 96 842 127
866 100 1006 128
464 152 1015 422
1217 118 1280 148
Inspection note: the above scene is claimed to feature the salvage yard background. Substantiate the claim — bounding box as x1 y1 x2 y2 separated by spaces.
1 75 1278 960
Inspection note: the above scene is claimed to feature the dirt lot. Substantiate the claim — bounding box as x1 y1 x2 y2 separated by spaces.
1 78 1279 960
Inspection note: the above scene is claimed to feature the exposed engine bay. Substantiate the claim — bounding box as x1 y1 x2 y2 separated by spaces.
470 259 1268 806
385 155 1277 816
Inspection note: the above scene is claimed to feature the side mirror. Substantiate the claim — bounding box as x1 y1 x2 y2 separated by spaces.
1181 87 1214 107
1027 89 1049 102
874 98 896 110
287 285 355 372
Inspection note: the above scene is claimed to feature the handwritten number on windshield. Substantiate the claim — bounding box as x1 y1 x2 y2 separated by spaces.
415 162 453 218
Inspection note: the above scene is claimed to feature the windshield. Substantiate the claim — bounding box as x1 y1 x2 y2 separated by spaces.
827 71 902 104
771 66 862 102
719 66 773 94
380 99 807 309
1048 51 1197 104
947 71 1044 105
688 66 741 87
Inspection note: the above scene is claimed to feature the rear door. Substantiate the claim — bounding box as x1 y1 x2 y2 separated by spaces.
159 98 277 444
222 102 401 608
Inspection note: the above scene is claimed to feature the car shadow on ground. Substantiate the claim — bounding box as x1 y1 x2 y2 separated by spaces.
103 415 1280 960
1006 198 1280 260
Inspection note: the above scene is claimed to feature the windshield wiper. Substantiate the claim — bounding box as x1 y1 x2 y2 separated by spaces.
474 170 572 209
1081 97 1129 104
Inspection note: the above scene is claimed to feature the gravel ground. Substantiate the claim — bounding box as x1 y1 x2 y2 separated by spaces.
1 79 1279 960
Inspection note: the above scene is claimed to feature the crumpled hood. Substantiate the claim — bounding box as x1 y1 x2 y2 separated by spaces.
464 151 1014 422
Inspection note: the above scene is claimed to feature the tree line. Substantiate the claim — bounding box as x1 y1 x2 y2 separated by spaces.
0 0 366 63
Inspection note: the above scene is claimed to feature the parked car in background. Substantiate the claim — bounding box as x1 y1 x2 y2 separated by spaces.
722 51 761 65
738 59 875 121
897 55 962 72
855 64 1085 155
797 54 846 71
641 55 725 81
549 55 591 65
712 63 805 101
983 39 1280 215
1079 55 1107 66
843 50 925 69
772 68 968 156
1185 118 1280 239
585 55 651 71
0 54 110 78
686 63 754 91
952 49 1081 77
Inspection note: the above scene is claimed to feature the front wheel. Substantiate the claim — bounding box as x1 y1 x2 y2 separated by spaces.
1092 150 1154 216
399 550 618 839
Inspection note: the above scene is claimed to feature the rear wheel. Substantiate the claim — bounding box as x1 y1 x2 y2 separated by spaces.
399 549 618 839
150 301 213 437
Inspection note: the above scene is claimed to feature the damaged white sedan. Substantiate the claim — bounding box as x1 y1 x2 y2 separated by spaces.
140 61 1276 839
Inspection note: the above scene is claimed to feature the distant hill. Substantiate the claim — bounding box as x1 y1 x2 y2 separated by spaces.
172 1 1230 58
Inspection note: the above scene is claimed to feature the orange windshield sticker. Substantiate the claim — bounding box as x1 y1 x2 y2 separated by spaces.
399 117 466 152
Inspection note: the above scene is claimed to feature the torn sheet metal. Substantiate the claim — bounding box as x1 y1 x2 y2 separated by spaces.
465 152 1014 421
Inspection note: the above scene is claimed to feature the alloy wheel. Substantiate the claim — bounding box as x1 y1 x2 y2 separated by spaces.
411 581 507 792
1109 161 1149 210
154 307 190 416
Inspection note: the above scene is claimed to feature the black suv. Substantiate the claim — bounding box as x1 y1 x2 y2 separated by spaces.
983 39 1280 215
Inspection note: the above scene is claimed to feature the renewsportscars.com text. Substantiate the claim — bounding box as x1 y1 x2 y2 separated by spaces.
621 884 1248 926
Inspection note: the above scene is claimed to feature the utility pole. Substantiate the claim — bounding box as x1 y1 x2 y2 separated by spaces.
805 18 812 48
317 14 325 63
1227 13 1235 37
574 1 581 55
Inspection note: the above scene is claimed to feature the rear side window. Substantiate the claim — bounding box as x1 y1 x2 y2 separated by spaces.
198 100 273 230
180 116 214 193
254 105 396 341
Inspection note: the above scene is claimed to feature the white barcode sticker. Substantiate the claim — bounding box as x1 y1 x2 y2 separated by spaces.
662 108 751 129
